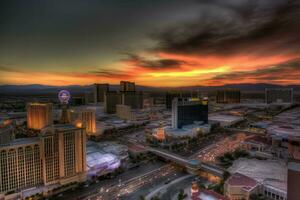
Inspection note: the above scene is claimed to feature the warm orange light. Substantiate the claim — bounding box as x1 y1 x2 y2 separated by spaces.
1 52 300 87
75 121 83 128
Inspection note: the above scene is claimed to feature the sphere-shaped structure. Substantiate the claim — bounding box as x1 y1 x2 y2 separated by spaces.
58 90 71 104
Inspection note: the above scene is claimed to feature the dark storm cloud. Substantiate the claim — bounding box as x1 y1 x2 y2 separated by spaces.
209 59 300 81
88 69 133 79
122 53 184 70
0 0 202 68
154 0 300 56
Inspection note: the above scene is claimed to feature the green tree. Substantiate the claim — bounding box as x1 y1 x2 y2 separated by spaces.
177 189 187 200
151 196 160 200
139 195 146 200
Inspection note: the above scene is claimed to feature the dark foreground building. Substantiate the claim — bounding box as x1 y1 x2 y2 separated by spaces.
94 83 109 103
172 98 208 129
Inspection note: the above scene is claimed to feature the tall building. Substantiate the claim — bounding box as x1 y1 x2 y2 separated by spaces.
84 91 94 104
70 109 96 135
93 83 109 103
27 103 53 130
120 81 135 92
41 125 86 186
216 89 241 104
0 138 43 195
122 91 143 109
60 105 71 124
0 124 86 198
172 98 208 129
166 92 181 109
104 91 122 114
265 88 293 104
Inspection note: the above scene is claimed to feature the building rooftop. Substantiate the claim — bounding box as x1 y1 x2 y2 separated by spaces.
0 137 40 147
87 141 128 160
53 124 82 131
273 107 300 126
86 151 120 171
86 141 128 177
267 124 300 139
228 158 287 193
244 135 271 146
226 173 258 189
209 114 243 123
251 121 271 129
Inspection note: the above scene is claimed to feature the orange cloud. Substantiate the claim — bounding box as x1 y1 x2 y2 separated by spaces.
1 52 300 87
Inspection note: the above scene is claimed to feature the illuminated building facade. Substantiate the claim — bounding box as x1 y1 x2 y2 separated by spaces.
120 81 135 92
79 109 96 135
93 83 109 103
60 105 71 124
0 125 86 198
265 88 293 104
42 125 86 185
153 127 166 141
70 109 96 135
0 138 42 194
27 103 53 130
224 173 259 200
216 89 241 104
172 98 208 129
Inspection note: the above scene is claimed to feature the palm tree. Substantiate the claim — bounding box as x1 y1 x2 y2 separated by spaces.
177 189 187 200
139 195 146 200
151 196 160 200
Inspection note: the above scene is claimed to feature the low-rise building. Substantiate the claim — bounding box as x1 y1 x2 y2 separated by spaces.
225 173 259 200
209 114 243 127
228 159 287 200
86 141 128 178
241 136 273 158
116 104 149 121
266 107 300 159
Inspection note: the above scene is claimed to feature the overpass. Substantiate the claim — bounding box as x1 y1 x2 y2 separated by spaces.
147 147 224 178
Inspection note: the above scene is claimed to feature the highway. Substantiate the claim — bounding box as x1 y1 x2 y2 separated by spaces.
85 164 178 200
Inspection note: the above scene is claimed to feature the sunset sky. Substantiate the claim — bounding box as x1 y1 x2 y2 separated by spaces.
0 0 300 87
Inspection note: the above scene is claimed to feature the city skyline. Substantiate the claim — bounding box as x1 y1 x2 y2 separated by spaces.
1 0 300 87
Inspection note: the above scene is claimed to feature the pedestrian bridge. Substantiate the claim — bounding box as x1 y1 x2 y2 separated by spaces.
147 147 224 178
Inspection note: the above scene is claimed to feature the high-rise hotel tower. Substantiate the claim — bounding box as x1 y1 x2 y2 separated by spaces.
0 124 86 198
27 103 53 130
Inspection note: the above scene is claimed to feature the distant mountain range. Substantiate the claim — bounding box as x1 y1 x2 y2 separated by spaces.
0 83 300 95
